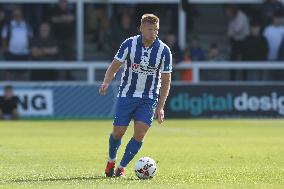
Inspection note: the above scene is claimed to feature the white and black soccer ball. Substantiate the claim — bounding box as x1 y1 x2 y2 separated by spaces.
134 157 157 179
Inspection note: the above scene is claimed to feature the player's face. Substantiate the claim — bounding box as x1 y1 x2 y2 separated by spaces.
140 22 159 42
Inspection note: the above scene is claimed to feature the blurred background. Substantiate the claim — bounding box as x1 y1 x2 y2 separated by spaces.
1 0 284 119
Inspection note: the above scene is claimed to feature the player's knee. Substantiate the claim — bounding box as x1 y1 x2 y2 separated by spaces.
112 130 125 139
133 133 146 142
112 132 124 139
134 124 149 142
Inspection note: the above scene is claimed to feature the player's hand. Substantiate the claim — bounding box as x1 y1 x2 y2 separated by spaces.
155 107 164 124
99 83 109 96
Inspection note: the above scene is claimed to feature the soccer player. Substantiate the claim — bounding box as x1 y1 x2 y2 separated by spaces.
99 14 172 177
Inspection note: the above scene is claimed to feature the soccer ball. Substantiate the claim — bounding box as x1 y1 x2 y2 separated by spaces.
134 157 157 179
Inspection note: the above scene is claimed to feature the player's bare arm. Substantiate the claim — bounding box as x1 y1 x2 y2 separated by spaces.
99 59 122 96
156 73 171 124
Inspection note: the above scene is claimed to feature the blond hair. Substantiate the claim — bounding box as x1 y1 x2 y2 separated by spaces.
141 14 159 25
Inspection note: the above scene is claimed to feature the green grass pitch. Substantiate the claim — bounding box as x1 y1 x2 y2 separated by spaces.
0 120 283 189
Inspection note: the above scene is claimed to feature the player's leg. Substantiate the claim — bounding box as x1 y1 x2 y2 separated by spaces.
105 126 127 177
115 122 150 177
105 97 138 177
133 121 150 141
115 98 157 177
108 126 127 163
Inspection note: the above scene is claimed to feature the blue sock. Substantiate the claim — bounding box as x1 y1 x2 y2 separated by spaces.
109 134 122 161
120 138 143 168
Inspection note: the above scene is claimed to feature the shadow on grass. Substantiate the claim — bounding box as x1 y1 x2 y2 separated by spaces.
4 175 138 183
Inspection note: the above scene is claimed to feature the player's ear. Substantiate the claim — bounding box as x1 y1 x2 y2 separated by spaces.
139 24 143 33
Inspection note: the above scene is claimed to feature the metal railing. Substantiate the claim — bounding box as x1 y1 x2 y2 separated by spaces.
174 61 284 83
1 61 284 85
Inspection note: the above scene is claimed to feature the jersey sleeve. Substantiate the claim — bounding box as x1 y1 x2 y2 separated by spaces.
114 39 130 63
161 46 173 73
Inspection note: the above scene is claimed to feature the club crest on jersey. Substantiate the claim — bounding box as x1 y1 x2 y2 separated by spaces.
140 58 149 68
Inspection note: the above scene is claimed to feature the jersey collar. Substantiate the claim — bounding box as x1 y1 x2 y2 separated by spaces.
138 35 159 49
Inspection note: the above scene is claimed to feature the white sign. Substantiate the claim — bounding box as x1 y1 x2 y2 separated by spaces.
1 90 54 116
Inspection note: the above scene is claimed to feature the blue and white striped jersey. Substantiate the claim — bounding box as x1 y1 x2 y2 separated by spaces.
114 35 172 99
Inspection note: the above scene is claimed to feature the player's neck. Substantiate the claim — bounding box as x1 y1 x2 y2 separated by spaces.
142 37 155 48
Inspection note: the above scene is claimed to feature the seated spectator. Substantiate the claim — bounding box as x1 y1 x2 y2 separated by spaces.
50 0 75 60
90 8 110 51
30 22 58 80
112 13 136 57
243 21 268 61
225 5 250 61
0 85 19 120
264 11 284 61
262 0 284 25
240 21 269 81
207 43 224 61
2 7 32 60
164 33 182 80
88 6 110 52
180 47 192 82
203 43 228 81
189 37 205 61
165 33 182 64
31 22 58 60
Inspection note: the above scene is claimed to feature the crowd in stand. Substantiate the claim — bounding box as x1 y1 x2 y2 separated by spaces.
0 0 75 61
173 0 284 81
1 0 284 81
0 0 75 80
